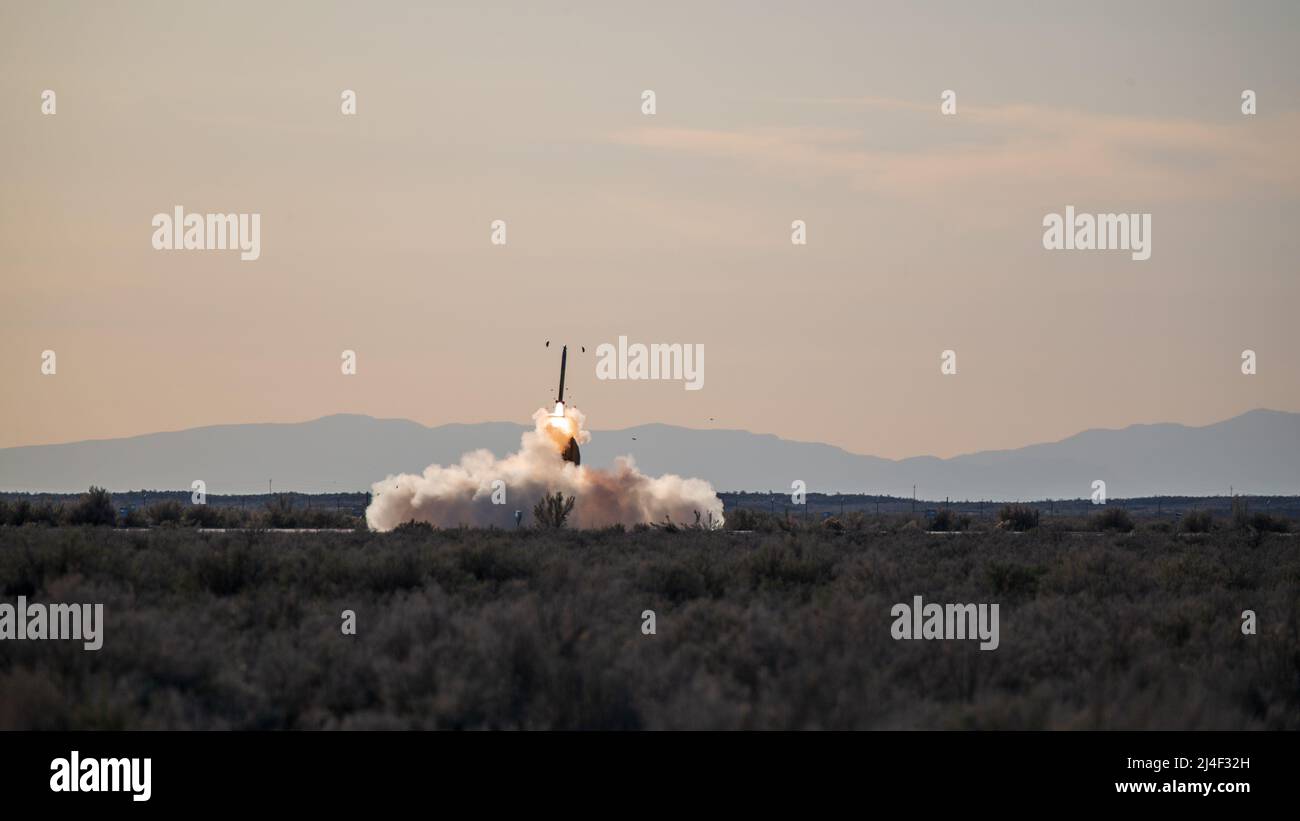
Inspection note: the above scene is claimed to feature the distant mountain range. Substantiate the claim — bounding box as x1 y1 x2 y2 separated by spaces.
1 409 1297 499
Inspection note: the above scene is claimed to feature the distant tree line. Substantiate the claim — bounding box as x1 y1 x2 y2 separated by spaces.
0 487 360 529
722 501 1290 536
2 487 1291 535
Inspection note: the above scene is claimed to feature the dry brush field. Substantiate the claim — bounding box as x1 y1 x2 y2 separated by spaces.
1 523 1297 730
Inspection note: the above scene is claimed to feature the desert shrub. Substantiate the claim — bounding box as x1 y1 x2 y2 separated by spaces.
651 516 680 533
8 500 62 526
742 542 835 591
3 499 29 526
194 543 263 596
1091 507 1135 533
1046 515 1092 533
1249 512 1290 533
892 516 924 533
533 492 574 529
687 510 722 531
66 486 116 526
34 502 62 525
641 560 707 603
1231 497 1248 529
724 507 760 530
0 547 43 597
304 507 353 528
118 507 147 528
2 498 65 526
1181 510 1213 533
393 519 435 535
458 543 531 584
842 511 868 532
365 550 426 592
183 504 225 528
997 504 1039 531
724 508 784 533
984 560 1043 597
264 495 297 528
930 509 971 532
146 500 183 525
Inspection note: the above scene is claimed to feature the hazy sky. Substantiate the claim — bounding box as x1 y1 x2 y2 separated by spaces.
2 1 1298 459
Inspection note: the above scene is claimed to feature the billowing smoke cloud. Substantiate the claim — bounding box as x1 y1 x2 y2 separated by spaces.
365 405 724 530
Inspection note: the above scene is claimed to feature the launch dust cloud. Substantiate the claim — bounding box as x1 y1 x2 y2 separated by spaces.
365 405 724 530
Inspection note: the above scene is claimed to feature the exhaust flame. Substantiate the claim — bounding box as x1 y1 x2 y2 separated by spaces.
365 405 724 530
548 402 570 433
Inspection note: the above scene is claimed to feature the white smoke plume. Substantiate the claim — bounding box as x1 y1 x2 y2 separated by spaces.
365 405 724 531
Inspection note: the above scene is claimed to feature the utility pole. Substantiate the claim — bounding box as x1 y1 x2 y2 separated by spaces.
912 485 916 515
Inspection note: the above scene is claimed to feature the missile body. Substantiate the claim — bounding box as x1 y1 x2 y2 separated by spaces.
555 345 580 465
558 346 568 403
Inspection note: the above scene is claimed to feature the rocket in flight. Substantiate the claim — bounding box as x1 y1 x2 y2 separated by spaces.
551 345 581 465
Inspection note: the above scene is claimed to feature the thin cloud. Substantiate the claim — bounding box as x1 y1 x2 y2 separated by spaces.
610 100 1300 203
